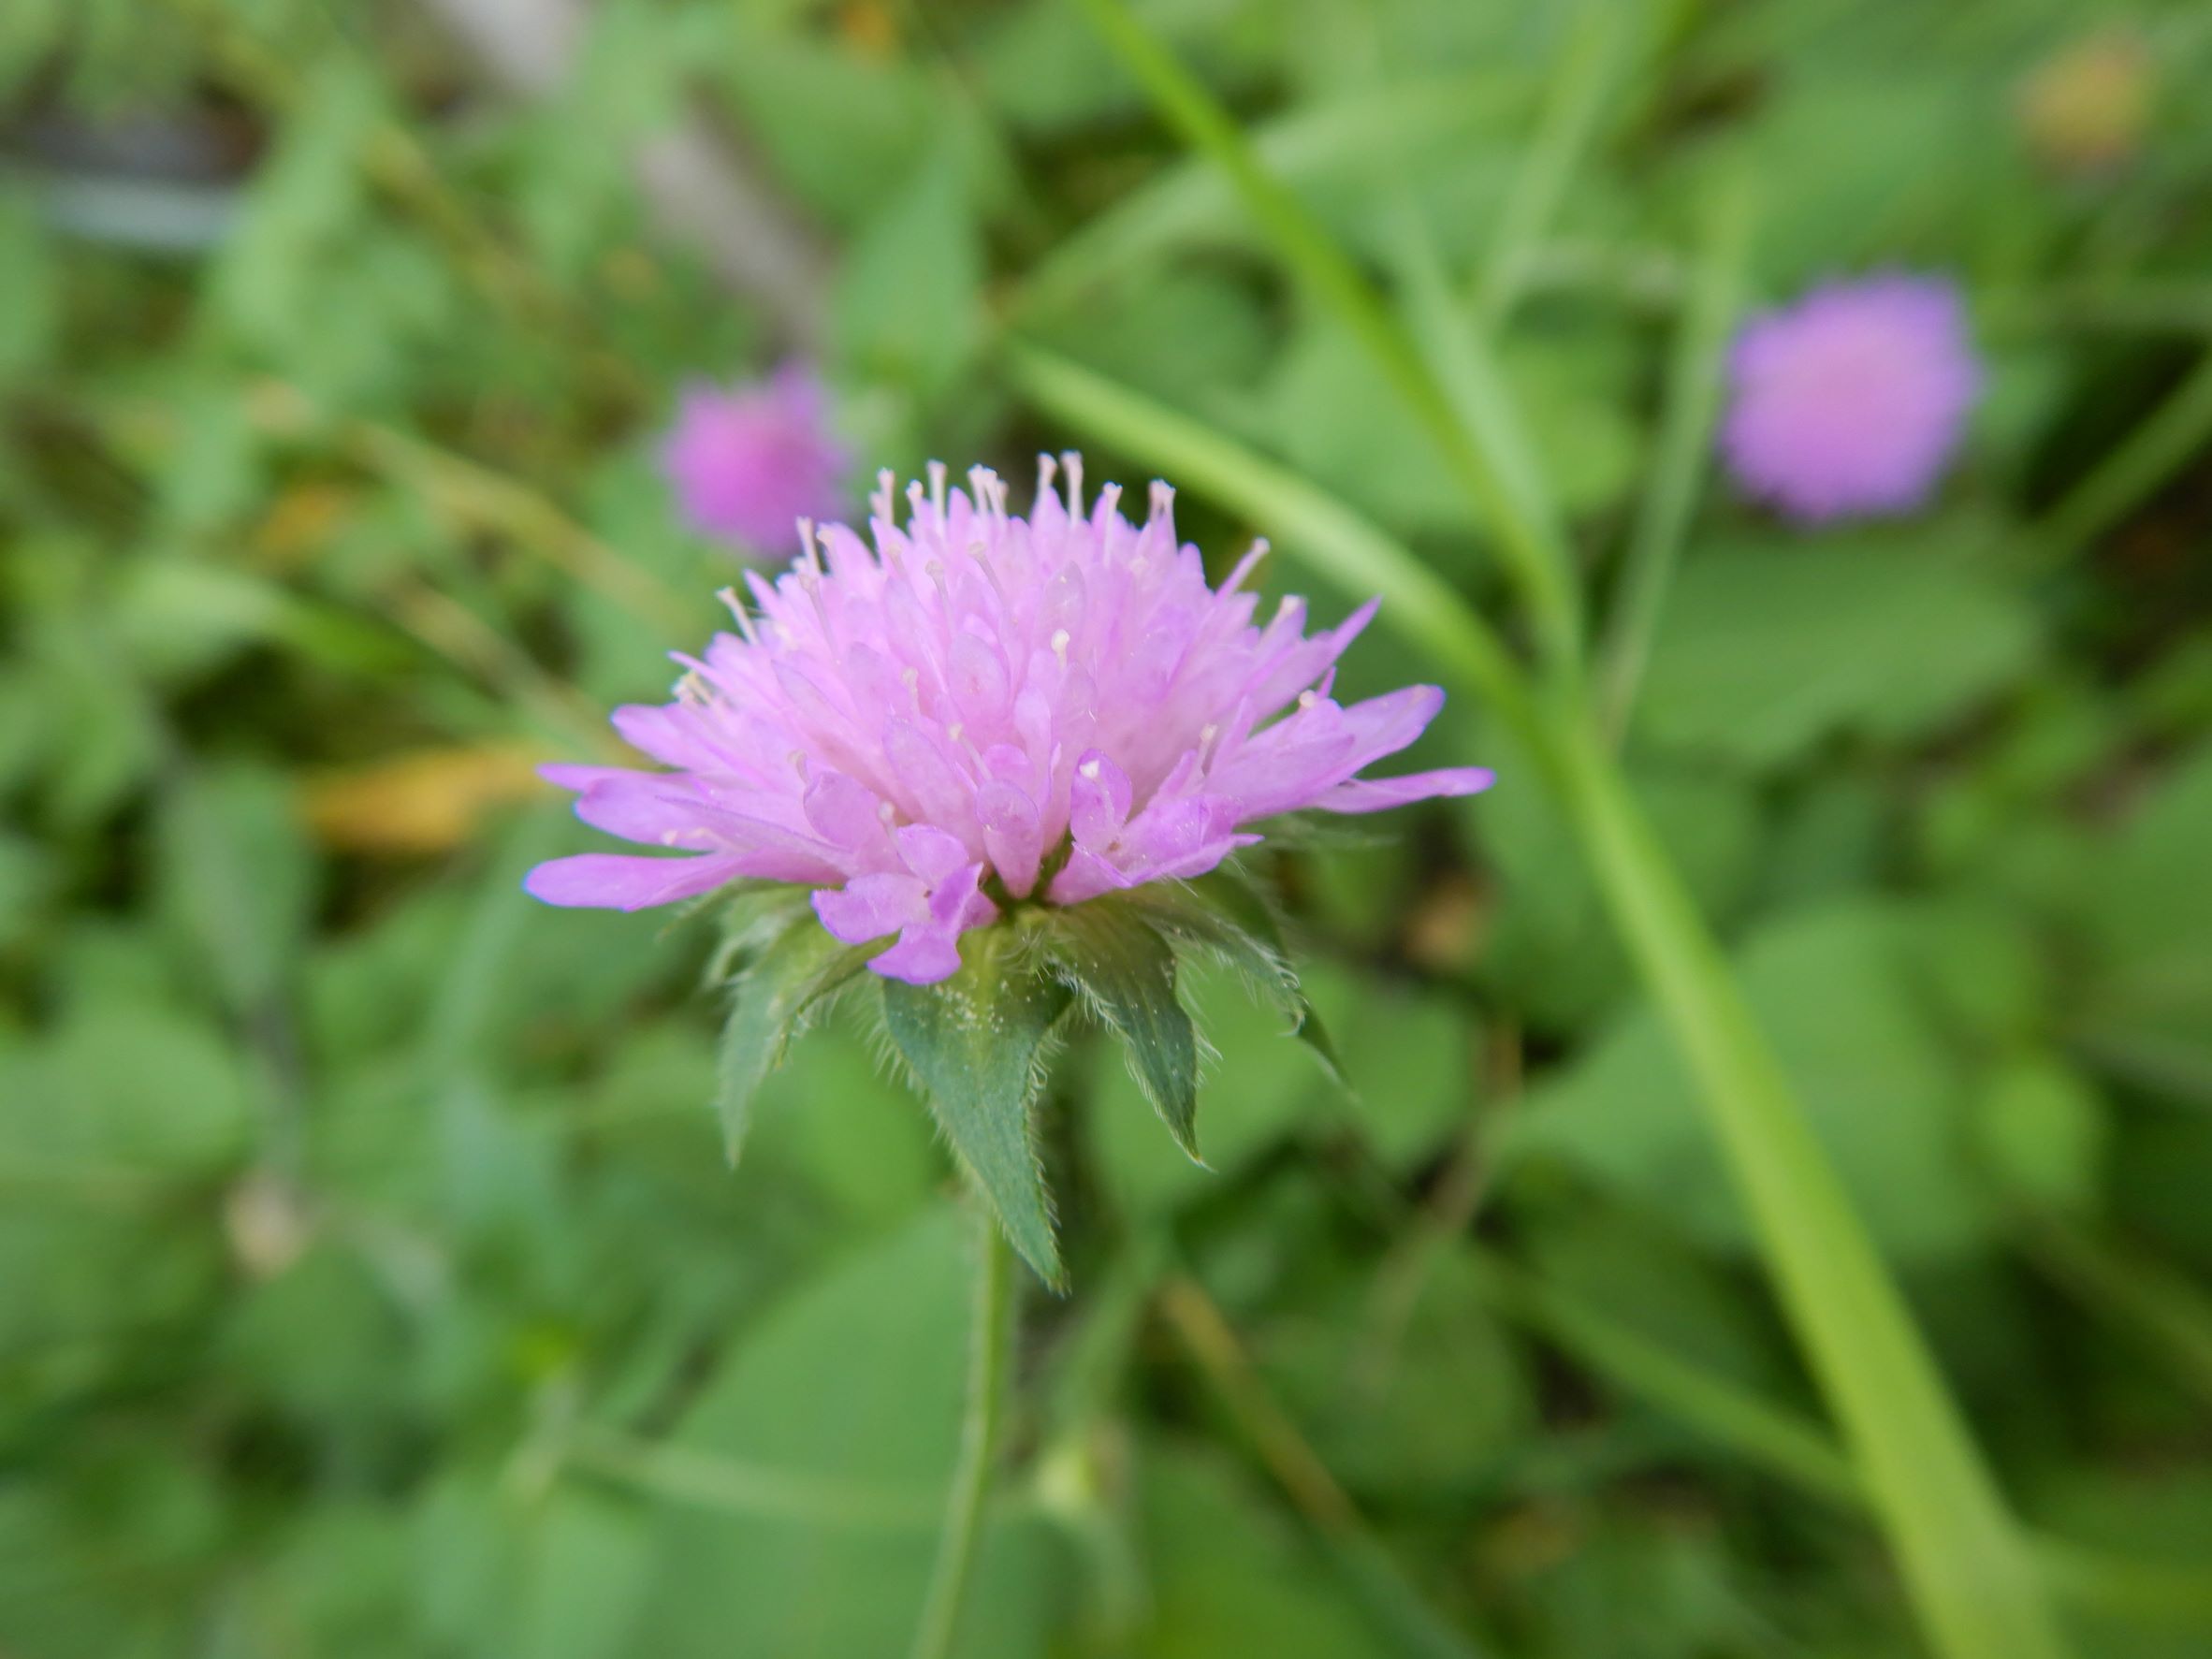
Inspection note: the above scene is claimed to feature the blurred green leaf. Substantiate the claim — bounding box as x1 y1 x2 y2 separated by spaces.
15 993 255 1172
1023 269 1273 410
1634 535 2041 769
0 831 51 953
1511 900 1996 1260
834 138 982 397
1476 756 1762 1033
1972 1055 2110 1215
0 186 57 384
155 762 316 1017
748 999 942 1230
718 26 936 227
1301 959 1473 1171
517 1490 655 1659
1132 1444 1393 1658
1517 1201 1795 1405
632 1204 1068 1657
1086 958 1330 1216
2076 743 2212 1102
1015 73 1519 313
114 554 410 680
218 1240 411 1420
1262 1246 1530 1496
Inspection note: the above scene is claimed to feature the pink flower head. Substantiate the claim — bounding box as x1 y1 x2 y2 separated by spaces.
660 362 850 553
527 458 1494 984
1720 272 1982 524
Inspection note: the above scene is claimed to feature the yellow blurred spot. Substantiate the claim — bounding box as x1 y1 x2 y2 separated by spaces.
253 482 361 571
1402 871 1489 973
225 1171 314 1279
601 245 662 302
2017 31 2154 176
1477 1499 1585 1579
837 0 899 58
303 743 550 854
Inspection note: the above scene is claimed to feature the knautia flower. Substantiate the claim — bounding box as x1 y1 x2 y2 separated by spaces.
527 457 1492 1281
1720 272 1982 524
660 361 849 553
529 458 1492 980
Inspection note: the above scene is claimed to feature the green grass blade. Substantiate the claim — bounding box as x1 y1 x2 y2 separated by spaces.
1547 723 2068 1659
1465 1244 2212 1629
1072 0 1583 677
1596 167 1754 740
1013 72 1518 319
2020 1215 2212 1412
1462 1243 1861 1504
1385 197 1569 576
1476 15 1626 324
1007 344 2071 1659
2025 345 2212 573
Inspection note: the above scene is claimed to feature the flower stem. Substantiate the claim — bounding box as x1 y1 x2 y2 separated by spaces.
2023 343 2212 574
1596 167 1753 743
907 1201 1016 1659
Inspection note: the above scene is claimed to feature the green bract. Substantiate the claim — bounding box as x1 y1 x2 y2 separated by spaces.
712 863 1338 1285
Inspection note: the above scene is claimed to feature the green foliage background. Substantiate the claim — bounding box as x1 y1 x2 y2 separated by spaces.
4 1 2212 1655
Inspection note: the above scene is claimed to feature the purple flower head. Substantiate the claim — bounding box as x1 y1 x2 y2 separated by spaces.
660 362 850 554
527 458 1494 984
1720 272 1982 524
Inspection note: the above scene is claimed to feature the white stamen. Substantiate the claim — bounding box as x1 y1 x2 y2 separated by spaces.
1298 690 1319 710
717 586 760 645
1049 628 1070 661
1078 757 1101 780
1221 539 1271 595
1061 451 1084 516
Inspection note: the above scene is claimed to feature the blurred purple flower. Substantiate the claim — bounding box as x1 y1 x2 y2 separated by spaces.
1720 272 1982 524
527 458 1493 984
660 362 850 553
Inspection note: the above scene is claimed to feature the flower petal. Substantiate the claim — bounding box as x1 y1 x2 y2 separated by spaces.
574 779 724 848
869 928 967 984
523 852 748 910
1070 749 1132 848
811 873 926 944
895 823 974 886
977 780 1042 898
1317 766 1497 814
1046 847 1131 907
803 769 888 849
926 861 996 930
539 763 639 794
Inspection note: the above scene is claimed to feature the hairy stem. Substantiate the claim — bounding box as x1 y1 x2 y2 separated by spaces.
907 1202 1016 1659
